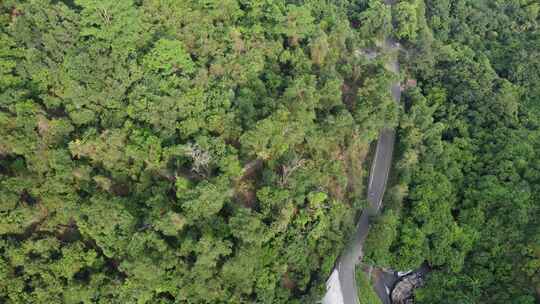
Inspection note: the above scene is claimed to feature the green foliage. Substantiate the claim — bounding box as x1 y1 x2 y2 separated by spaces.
0 0 396 302
4 0 535 302
357 0 392 41
355 268 382 304
75 0 145 56
363 210 399 267
143 39 195 76
363 1 540 301
393 0 420 40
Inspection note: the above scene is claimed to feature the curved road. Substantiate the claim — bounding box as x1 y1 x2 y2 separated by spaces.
323 7 401 304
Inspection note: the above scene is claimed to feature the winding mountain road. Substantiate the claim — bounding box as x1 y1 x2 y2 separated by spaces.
322 5 401 303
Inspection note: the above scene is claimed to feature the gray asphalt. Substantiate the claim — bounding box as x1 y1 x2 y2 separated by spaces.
337 127 396 304
374 270 399 303
336 85 399 304
335 27 401 304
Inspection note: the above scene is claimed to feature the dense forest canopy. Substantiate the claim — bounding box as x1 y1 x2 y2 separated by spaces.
0 0 539 303
364 0 540 303
0 0 397 303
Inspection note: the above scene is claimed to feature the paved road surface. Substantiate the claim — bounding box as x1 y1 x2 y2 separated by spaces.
333 53 399 304
373 269 399 304
324 22 401 304
369 35 401 304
